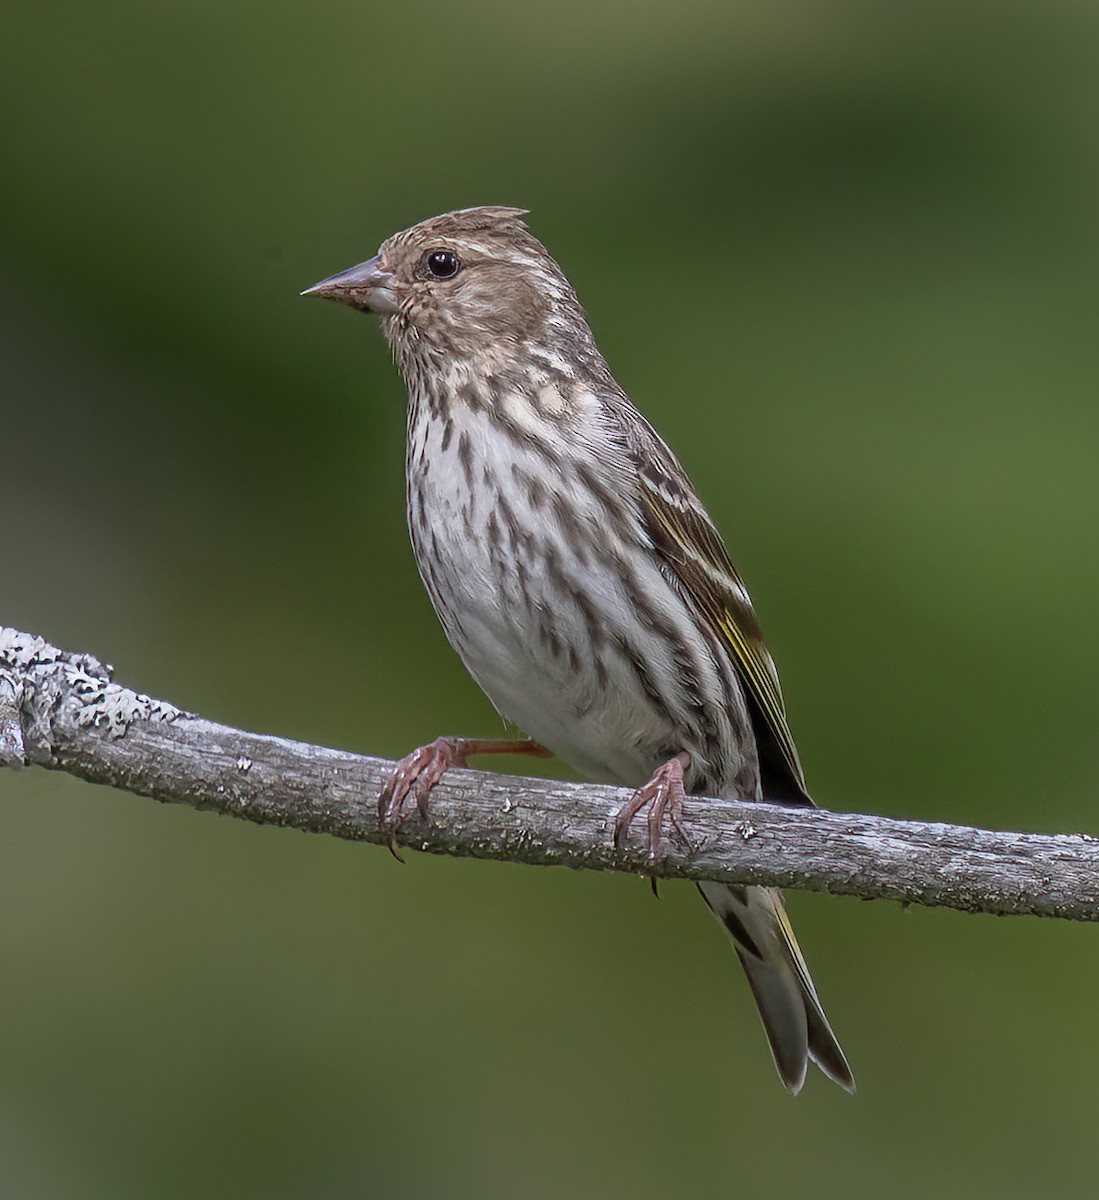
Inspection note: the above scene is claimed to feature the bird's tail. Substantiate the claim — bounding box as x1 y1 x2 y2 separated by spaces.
697 881 854 1095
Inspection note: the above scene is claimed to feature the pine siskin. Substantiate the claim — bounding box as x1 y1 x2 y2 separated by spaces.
303 207 854 1094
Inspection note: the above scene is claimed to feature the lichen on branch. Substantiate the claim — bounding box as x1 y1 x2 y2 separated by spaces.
2 625 1098 922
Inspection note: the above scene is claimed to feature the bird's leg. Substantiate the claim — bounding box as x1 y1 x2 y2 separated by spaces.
613 750 692 863
378 737 551 860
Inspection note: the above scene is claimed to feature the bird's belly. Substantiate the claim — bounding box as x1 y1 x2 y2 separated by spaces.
456 607 677 789
406 407 753 792
411 501 664 785
431 583 677 788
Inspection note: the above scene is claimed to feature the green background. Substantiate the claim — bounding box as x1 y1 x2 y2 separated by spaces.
3 1 1098 1196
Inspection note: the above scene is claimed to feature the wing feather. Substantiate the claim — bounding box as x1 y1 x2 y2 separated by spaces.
624 419 811 803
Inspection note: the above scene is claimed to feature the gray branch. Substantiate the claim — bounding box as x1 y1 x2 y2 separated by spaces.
2 626 1096 921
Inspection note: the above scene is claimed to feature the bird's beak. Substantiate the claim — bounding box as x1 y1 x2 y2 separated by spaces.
300 256 400 314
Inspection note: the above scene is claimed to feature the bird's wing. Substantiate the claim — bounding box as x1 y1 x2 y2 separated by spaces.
623 415 810 802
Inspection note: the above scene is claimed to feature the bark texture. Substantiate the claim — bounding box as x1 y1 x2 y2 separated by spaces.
2 626 1096 921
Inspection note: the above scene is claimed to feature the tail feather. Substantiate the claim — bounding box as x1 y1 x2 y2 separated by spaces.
734 944 810 1094
698 882 855 1094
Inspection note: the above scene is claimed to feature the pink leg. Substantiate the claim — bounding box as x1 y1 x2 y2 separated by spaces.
612 751 692 862
378 736 551 860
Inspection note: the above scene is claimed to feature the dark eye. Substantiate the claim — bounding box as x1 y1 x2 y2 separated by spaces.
424 249 460 280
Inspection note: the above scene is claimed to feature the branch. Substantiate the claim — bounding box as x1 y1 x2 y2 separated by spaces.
2 626 1096 921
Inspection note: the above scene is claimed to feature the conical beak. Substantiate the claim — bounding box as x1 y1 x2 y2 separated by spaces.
300 256 400 314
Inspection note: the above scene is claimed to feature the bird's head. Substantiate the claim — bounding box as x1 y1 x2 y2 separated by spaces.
302 207 590 363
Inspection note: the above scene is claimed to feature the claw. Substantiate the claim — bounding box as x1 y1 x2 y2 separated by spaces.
377 736 551 859
613 751 691 862
378 737 470 859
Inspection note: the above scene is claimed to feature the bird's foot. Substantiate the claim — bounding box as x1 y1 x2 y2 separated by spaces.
378 736 550 861
612 751 692 864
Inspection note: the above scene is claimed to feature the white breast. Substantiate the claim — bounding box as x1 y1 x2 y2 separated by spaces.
404 389 750 792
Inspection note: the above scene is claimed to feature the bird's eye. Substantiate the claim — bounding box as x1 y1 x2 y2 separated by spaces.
424 249 460 280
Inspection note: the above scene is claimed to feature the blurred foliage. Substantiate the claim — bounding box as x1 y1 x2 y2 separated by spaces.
2 1 1099 1196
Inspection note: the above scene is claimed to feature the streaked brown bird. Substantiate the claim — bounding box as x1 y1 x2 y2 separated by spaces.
303 207 854 1094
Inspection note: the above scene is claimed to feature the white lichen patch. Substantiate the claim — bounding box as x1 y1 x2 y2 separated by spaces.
0 668 25 765
2 626 182 740
69 670 182 739
0 627 109 677
1 628 60 669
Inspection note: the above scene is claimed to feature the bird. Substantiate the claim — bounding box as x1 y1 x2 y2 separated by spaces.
302 206 854 1094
